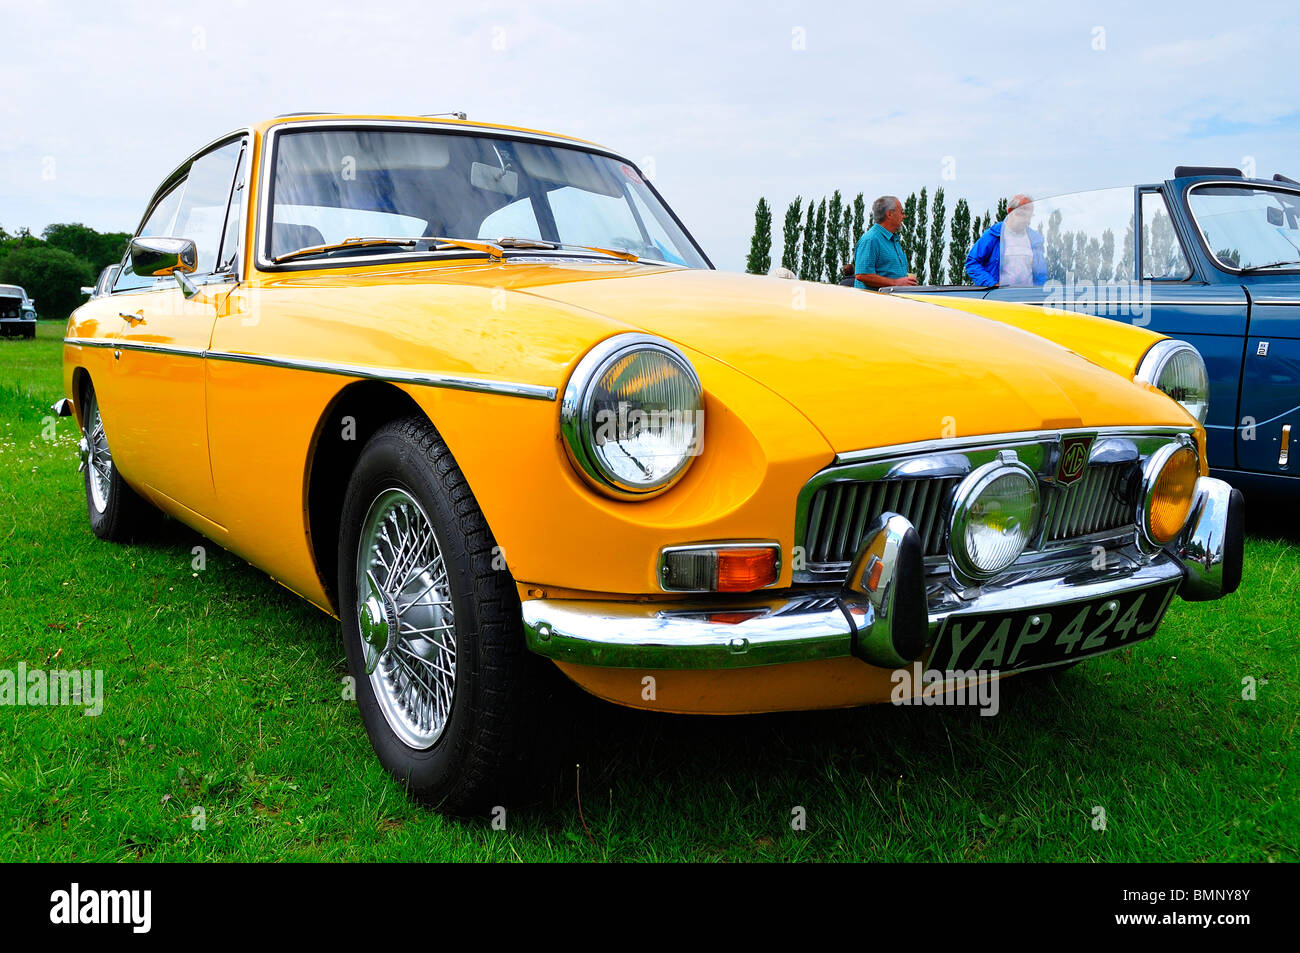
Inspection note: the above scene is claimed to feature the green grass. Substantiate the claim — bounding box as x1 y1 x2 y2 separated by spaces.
0 321 1295 861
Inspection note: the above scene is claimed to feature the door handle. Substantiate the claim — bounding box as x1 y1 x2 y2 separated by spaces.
119 310 145 327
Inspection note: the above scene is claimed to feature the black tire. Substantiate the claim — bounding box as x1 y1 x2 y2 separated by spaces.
80 380 156 542
338 416 547 814
23 325 35 340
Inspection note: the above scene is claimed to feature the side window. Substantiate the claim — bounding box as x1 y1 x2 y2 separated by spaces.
173 139 243 275
1141 190 1192 280
113 181 187 293
216 142 248 274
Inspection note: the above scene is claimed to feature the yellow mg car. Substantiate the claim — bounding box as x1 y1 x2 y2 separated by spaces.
57 113 1244 812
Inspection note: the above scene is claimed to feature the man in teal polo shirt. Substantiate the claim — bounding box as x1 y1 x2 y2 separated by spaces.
854 195 917 290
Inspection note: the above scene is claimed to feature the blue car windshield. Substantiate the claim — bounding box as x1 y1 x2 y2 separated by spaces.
265 127 707 268
1187 184 1300 271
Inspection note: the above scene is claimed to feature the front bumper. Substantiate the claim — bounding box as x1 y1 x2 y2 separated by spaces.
523 476 1244 670
0 318 36 336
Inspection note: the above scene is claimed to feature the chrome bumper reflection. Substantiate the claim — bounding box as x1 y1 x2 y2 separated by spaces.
525 553 1184 670
1176 476 1244 601
523 477 1242 671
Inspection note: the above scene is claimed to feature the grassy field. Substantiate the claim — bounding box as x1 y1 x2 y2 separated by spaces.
0 321 1294 861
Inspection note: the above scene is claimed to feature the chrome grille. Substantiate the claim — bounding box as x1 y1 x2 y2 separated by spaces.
1042 462 1133 542
804 477 962 565
800 463 1138 576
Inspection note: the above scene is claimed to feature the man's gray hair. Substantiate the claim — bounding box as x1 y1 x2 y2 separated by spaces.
872 195 901 223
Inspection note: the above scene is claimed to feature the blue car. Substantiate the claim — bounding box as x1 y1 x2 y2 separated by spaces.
887 167 1300 497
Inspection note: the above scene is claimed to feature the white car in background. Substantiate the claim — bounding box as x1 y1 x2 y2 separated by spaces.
0 284 37 339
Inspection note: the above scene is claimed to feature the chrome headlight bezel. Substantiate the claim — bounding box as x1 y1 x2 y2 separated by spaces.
560 333 704 500
948 453 1041 584
1136 339 1209 425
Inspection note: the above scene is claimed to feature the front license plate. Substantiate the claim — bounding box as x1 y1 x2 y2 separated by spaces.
929 580 1180 674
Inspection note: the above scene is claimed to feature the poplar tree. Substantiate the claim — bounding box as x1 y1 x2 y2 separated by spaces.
949 198 972 285
852 193 866 248
825 190 843 283
840 207 852 279
996 197 1009 222
745 197 773 274
899 193 918 267
928 187 947 285
812 198 827 282
913 188 929 285
799 202 817 280
781 197 803 274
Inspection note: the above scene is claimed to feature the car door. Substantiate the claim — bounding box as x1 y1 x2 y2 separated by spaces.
1238 284 1300 476
107 137 246 523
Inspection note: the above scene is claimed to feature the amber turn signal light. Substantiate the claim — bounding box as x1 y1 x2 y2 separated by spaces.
659 544 780 592
1142 443 1199 546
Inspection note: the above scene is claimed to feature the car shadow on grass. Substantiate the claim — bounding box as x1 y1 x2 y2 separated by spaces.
523 658 1199 853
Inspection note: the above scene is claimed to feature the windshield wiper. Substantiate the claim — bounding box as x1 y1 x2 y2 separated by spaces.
273 235 507 264
274 233 651 266
494 236 642 263
1238 258 1300 273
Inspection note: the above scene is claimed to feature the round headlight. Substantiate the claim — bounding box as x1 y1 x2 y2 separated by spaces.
1137 340 1209 424
561 334 703 498
949 456 1041 583
1140 440 1199 547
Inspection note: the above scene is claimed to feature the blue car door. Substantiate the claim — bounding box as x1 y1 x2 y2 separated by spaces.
1238 282 1300 476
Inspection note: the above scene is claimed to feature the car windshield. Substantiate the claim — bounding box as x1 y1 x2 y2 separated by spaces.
265 127 708 268
1187 184 1300 271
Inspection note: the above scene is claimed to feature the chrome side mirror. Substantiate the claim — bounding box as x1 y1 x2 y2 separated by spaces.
130 236 200 299
130 236 197 277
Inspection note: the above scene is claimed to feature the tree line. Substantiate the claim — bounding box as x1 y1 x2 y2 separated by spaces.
746 190 1013 284
0 223 130 319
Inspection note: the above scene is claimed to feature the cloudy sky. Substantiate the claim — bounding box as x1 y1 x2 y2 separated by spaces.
2 0 1297 271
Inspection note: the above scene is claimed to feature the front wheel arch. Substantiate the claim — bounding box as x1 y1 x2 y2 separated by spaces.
303 380 426 611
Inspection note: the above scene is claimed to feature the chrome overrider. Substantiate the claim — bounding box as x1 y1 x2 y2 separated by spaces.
521 476 1244 671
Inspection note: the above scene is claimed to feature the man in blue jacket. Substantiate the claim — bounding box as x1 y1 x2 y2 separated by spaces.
966 194 1047 286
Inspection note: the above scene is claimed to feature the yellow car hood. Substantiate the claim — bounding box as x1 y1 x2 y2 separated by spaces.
504 266 1184 452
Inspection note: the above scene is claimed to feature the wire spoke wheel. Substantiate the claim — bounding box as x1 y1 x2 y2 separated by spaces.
356 487 457 750
82 390 113 514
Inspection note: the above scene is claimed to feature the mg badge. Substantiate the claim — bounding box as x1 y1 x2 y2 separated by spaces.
1056 435 1094 486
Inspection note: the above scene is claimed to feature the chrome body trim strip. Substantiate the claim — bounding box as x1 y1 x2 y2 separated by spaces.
831 425 1190 466
62 337 557 400
204 350 558 399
